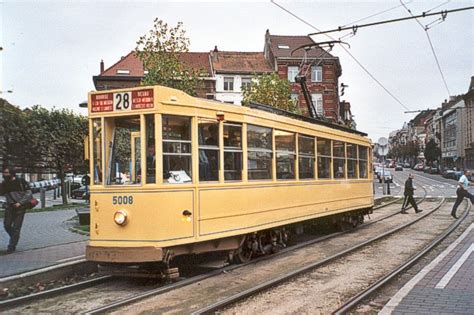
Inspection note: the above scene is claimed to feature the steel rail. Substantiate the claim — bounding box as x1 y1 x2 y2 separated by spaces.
0 275 112 310
191 197 446 315
333 200 471 315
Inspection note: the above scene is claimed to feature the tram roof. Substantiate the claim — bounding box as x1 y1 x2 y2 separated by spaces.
246 102 367 137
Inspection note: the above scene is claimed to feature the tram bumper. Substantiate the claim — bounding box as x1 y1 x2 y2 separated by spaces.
86 245 163 263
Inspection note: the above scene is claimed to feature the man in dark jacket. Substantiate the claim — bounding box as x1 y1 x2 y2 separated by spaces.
401 173 422 214
1 167 32 253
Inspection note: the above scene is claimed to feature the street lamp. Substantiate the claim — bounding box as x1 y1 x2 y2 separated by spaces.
79 101 88 108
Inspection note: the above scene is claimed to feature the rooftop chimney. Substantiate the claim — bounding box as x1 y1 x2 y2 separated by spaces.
100 59 104 73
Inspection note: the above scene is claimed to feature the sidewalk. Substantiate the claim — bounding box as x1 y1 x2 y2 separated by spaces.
0 209 88 278
381 223 474 314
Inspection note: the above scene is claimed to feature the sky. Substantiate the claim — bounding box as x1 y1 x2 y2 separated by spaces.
1 0 473 142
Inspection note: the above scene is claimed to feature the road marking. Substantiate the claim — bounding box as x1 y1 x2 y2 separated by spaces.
379 223 474 314
435 243 474 289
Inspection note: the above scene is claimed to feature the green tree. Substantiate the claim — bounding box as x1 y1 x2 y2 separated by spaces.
135 18 200 95
424 139 441 166
0 99 39 172
26 106 88 204
242 73 299 113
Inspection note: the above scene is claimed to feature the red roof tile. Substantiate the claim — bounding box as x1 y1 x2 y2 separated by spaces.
269 34 334 59
211 51 273 73
99 51 212 77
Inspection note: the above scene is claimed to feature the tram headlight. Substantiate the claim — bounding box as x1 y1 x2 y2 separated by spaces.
114 210 128 226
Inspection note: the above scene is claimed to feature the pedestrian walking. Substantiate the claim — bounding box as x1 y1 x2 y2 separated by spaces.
401 173 422 214
0 167 33 253
451 170 474 219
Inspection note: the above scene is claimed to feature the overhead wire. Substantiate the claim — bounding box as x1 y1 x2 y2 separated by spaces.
400 0 451 96
341 0 413 27
270 0 412 111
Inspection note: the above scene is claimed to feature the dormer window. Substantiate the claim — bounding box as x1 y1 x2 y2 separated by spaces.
278 44 290 49
116 69 130 75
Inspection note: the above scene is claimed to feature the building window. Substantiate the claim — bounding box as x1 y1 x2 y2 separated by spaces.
299 135 315 179
311 66 322 82
288 66 299 83
224 77 234 91
224 123 243 181
198 119 219 182
116 69 130 75
291 93 299 106
333 141 346 179
311 93 323 115
275 130 296 180
247 124 273 180
359 146 368 178
162 115 192 183
346 143 357 179
241 78 252 91
317 138 331 179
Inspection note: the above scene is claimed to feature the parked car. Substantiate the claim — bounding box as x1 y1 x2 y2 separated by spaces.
429 167 440 174
379 170 393 183
395 165 403 171
403 163 411 168
0 199 6 209
442 169 455 178
71 186 89 200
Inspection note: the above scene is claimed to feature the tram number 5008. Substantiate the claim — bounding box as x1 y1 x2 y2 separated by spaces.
113 196 133 205
114 92 132 111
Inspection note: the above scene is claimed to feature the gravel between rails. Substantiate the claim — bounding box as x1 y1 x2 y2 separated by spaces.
108 200 444 314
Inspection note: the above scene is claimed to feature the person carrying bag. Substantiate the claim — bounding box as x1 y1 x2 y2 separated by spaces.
1 167 36 254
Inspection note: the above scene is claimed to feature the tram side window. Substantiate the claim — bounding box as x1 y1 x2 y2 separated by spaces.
299 135 315 179
347 143 357 179
247 124 272 180
224 123 242 181
106 116 141 185
359 146 368 178
333 141 346 179
162 115 192 183
275 130 295 180
92 118 102 184
199 119 219 181
317 138 331 179
146 115 156 184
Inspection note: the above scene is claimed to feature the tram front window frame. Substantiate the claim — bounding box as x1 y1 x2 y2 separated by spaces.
275 130 296 180
198 119 219 182
104 115 142 186
347 143 358 179
247 124 273 180
224 123 243 181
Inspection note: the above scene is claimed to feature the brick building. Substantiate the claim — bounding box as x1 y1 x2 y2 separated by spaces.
93 30 345 123
263 30 342 122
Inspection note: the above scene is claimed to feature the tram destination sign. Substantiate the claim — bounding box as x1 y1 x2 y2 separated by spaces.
91 89 154 112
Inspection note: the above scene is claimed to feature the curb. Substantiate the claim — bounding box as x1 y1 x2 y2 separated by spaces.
0 259 97 291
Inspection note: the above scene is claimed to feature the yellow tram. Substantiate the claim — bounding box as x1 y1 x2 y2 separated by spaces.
85 85 374 268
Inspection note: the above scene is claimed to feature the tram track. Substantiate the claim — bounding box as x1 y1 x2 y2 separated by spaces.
190 197 447 315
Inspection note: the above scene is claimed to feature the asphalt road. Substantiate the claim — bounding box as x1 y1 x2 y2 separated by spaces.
374 168 464 198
